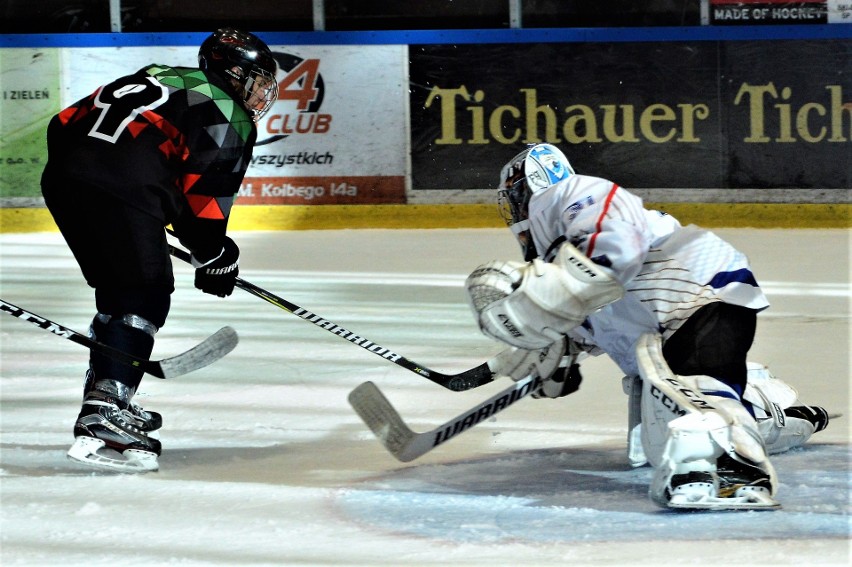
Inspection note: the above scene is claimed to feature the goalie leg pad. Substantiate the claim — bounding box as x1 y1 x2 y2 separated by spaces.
647 380 780 510
622 375 647 467
650 411 779 510
636 334 778 510
743 362 831 454
632 360 831 468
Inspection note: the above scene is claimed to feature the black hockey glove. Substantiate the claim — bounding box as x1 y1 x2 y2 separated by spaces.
532 361 583 399
193 237 239 297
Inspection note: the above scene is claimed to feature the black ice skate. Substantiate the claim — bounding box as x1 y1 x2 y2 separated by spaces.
67 379 161 473
83 369 163 432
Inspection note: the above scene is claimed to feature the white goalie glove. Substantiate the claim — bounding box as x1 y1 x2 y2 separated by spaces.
490 338 566 382
465 242 624 350
490 338 588 399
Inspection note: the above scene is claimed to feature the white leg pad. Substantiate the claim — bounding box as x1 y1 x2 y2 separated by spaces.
649 407 779 510
622 375 647 467
743 362 822 454
636 334 779 510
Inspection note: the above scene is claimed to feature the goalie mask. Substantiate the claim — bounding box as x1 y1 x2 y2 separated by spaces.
498 143 574 261
199 28 279 122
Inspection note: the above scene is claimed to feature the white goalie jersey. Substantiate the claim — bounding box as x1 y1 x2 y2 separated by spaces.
527 174 770 377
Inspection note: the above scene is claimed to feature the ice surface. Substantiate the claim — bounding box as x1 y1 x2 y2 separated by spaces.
1 229 849 566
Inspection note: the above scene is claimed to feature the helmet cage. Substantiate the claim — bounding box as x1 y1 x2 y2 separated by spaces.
230 65 278 122
497 173 531 228
497 149 531 227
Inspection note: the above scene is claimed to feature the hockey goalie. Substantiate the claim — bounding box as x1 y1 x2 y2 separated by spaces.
466 143 831 510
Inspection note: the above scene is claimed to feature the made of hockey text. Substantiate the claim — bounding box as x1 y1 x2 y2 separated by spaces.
713 7 824 21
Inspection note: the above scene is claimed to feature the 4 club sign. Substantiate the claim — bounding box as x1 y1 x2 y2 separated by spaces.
257 51 330 146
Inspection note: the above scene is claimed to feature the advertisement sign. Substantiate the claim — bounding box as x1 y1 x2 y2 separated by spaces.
0 48 60 198
409 41 851 190
1 44 407 204
709 0 830 24
245 45 407 204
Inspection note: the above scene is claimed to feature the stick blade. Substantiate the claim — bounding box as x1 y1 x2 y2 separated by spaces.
349 381 424 462
155 326 239 379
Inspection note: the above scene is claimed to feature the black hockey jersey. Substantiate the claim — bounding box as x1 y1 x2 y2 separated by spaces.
43 64 257 259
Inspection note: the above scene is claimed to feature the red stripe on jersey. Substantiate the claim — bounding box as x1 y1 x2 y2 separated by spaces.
586 183 619 257
57 106 79 125
140 109 188 160
181 173 201 193
186 194 225 220
127 120 148 138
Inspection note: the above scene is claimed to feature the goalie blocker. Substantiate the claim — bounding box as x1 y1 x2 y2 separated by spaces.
466 241 623 351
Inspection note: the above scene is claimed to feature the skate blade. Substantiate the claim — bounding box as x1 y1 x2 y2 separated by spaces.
67 436 159 473
668 485 780 511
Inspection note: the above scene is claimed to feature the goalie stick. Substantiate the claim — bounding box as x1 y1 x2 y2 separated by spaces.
167 240 496 392
0 298 238 379
348 373 543 462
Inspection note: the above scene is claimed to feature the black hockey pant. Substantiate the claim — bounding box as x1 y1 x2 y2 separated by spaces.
662 302 758 399
42 178 173 391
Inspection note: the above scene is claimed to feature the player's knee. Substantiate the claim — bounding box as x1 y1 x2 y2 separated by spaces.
95 287 171 328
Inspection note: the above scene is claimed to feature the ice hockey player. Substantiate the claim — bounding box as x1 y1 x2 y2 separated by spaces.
465 143 830 510
40 28 279 473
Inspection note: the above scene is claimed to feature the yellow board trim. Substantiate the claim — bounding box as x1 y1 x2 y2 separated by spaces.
1 203 850 233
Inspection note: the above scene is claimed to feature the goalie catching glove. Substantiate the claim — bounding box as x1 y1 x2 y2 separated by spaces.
465 242 624 350
192 236 240 297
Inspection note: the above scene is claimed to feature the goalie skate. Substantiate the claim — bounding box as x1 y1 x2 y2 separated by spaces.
666 482 778 511
67 436 159 473
657 454 779 511
637 333 780 511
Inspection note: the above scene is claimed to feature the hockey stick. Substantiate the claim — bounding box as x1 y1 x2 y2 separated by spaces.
348 373 543 462
0 298 238 379
167 240 496 391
